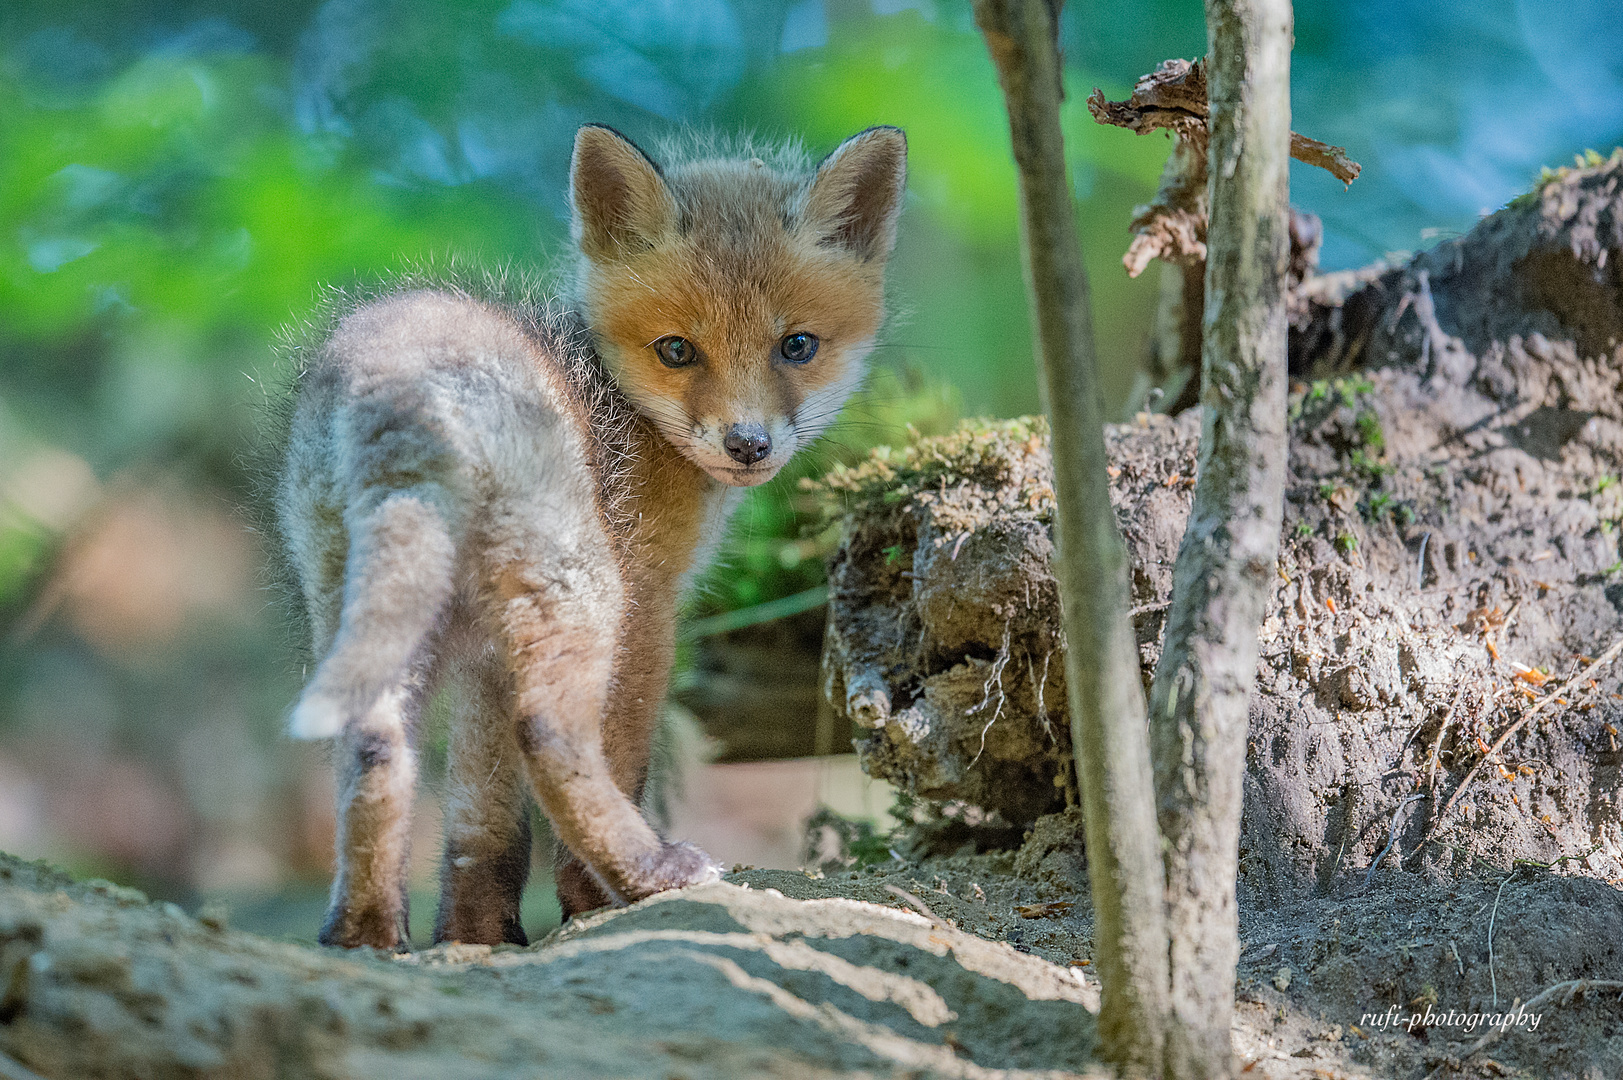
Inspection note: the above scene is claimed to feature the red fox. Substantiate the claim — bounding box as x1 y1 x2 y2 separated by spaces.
276 124 907 949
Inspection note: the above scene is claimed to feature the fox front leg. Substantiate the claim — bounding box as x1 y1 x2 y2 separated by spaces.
555 573 685 918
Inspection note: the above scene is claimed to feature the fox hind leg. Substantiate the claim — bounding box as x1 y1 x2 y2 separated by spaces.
434 648 531 946
300 492 457 949
318 679 427 949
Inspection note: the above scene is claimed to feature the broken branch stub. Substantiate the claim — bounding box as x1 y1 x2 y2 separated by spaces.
1085 58 1211 149
1090 57 1359 279
1290 131 1362 186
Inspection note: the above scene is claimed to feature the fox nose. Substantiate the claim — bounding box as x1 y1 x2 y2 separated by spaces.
723 424 771 465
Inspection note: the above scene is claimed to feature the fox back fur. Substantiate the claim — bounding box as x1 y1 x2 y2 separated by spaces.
276 124 907 949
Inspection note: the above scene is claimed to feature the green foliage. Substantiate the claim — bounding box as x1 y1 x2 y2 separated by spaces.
1335 531 1359 555
0 519 53 610
1294 376 1392 492
1349 451 1393 481
1355 410 1385 454
0 54 539 349
802 806 896 872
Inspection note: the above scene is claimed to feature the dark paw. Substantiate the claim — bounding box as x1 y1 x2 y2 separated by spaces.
626 841 722 900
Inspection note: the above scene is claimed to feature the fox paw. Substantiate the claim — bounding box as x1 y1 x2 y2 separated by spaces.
318 903 408 952
626 841 722 899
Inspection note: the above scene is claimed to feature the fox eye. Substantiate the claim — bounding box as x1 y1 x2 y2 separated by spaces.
779 332 818 364
653 336 698 368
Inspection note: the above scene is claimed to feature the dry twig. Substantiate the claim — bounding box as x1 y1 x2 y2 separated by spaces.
1488 875 1511 1007
1433 635 1623 828
1289 132 1362 185
882 884 953 932
1363 793 1426 888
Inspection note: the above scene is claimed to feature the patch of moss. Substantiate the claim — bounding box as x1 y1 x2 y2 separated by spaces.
805 415 1055 523
1519 147 1623 203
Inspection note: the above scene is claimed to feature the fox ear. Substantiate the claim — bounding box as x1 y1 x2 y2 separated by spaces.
571 125 675 260
802 126 908 261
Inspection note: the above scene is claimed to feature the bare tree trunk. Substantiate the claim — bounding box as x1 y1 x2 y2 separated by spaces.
971 1 1169 1073
1145 0 1292 1076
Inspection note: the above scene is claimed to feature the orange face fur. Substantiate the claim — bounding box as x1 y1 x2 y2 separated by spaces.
571 127 907 486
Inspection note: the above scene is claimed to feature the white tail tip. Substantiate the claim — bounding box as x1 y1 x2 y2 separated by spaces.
288 694 344 740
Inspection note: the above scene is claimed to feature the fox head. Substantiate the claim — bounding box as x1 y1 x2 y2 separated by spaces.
569 125 907 487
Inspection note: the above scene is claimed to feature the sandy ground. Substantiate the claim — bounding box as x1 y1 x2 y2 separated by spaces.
4 848 1618 1078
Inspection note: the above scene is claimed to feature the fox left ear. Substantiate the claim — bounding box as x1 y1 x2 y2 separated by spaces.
802 126 908 261
571 124 677 260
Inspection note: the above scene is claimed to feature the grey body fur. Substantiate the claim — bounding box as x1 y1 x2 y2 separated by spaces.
281 291 691 946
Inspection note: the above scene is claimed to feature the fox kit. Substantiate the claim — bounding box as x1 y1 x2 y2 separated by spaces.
276 124 906 949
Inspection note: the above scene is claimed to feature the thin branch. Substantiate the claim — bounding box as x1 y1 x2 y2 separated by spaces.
1146 0 1294 1073
973 0 1170 1072
1433 634 1623 828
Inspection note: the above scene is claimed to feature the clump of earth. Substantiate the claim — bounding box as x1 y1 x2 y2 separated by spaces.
815 151 1623 898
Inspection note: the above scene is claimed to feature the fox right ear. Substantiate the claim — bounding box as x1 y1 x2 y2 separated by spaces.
802 126 908 262
571 125 676 260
